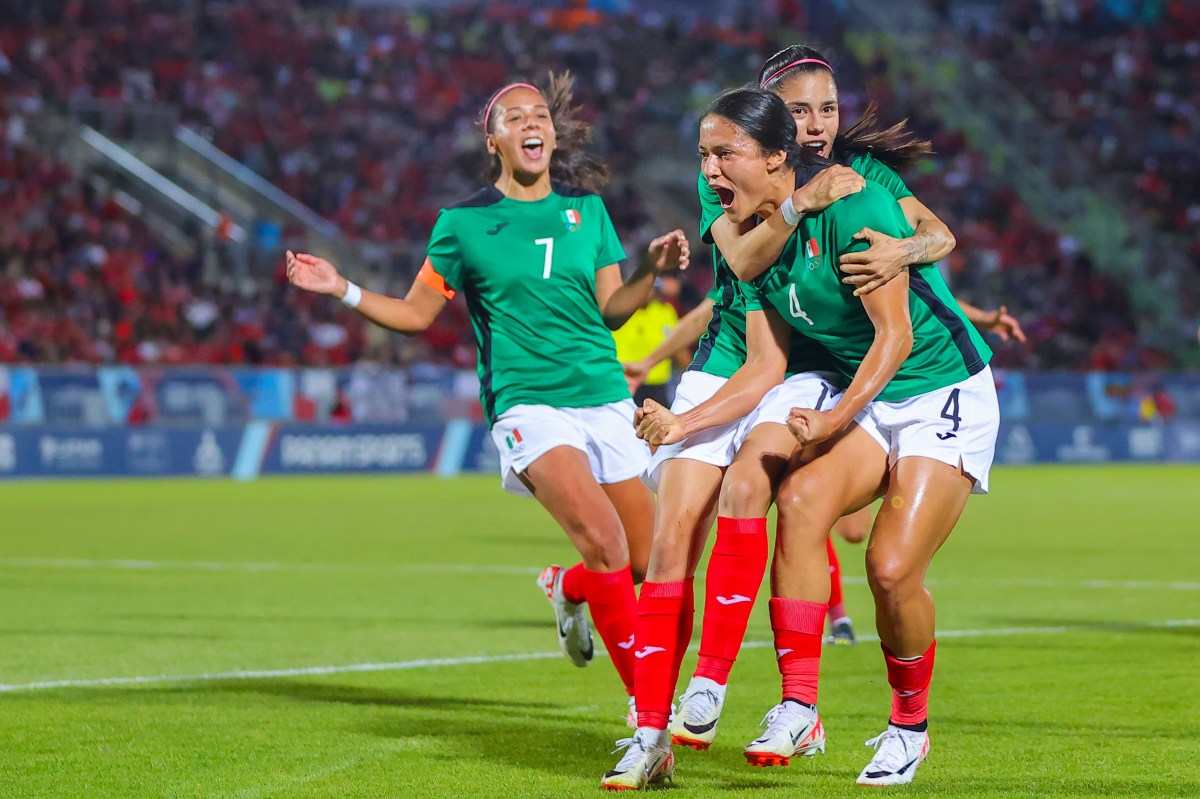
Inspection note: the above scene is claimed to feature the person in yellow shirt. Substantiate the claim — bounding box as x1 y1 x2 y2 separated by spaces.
612 280 680 406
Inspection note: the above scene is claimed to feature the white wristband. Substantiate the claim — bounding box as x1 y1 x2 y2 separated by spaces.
780 195 803 227
340 280 363 308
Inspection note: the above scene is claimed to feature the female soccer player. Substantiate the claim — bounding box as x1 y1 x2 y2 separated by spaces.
285 74 688 718
639 87 998 787
682 43 1019 658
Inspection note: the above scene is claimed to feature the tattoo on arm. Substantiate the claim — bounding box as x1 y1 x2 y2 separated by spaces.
902 230 937 266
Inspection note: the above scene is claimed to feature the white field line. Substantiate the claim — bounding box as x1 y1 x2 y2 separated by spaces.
0 558 539 576
2 558 1198 593
0 619 1195 695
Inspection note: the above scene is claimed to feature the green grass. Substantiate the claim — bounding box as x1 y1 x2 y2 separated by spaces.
1 466 1198 798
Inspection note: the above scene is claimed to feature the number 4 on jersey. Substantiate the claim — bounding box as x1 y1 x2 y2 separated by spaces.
788 284 814 326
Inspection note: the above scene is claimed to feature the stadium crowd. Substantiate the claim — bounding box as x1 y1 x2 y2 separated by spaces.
0 0 1190 370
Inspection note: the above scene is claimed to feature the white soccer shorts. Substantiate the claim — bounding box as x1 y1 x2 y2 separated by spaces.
853 366 1000 494
643 371 743 492
491 399 650 497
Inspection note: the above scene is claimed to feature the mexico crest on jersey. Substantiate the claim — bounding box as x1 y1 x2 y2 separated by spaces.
562 209 582 232
805 238 821 270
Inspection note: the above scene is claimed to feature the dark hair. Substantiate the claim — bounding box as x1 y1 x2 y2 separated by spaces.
758 45 933 173
479 71 609 193
835 104 933 173
757 44 834 91
702 87 806 171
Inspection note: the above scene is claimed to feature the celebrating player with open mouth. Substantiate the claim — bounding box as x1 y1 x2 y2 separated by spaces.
285 73 688 722
637 87 999 788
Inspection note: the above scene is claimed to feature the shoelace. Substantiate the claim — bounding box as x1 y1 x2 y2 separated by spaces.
757 703 792 734
863 728 913 771
610 734 654 771
680 689 719 723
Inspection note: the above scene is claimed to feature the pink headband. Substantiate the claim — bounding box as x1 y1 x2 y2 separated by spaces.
759 58 833 88
483 82 541 132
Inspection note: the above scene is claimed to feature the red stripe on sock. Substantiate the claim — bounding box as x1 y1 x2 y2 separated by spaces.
634 580 686 729
583 566 638 695
695 517 767 685
561 563 587 605
884 640 937 725
770 597 826 705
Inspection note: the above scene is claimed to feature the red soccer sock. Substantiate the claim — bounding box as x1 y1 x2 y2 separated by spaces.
673 577 695 678
826 537 846 621
770 597 827 705
583 566 639 696
634 581 686 729
884 640 937 726
561 563 587 605
695 517 768 685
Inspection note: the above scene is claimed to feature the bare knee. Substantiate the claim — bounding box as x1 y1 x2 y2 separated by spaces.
865 548 922 599
836 516 870 544
718 466 773 518
566 516 629 572
773 477 834 558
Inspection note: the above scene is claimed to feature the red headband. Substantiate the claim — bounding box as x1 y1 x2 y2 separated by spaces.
483 82 541 132
759 58 833 88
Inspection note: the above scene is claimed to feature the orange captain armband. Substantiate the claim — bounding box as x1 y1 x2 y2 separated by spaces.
416 258 456 300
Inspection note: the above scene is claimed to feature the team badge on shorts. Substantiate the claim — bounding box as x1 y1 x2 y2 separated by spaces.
505 428 525 451
562 209 582 232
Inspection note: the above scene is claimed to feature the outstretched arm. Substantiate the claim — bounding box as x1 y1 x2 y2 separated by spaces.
624 298 715 393
286 250 446 335
838 196 957 296
634 308 789 445
596 230 689 330
958 301 1027 343
712 165 866 281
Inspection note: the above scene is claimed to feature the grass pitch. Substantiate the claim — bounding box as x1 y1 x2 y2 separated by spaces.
1 466 1197 798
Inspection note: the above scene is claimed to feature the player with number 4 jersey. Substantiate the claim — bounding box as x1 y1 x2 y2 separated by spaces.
638 88 998 788
285 74 689 749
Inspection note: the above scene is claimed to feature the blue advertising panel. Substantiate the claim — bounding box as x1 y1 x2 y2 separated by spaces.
258 424 443 475
0 427 243 478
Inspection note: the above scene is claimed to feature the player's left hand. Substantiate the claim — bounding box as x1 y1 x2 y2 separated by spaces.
838 228 910 297
981 305 1027 343
646 229 690 275
635 398 687 446
787 407 839 448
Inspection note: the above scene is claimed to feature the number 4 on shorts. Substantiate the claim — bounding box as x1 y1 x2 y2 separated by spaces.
937 388 961 441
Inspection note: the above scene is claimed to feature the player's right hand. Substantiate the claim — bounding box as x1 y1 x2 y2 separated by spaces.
286 250 341 295
793 165 865 214
634 398 687 446
623 360 650 394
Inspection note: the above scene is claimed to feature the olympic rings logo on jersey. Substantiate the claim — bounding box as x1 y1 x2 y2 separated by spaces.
562 209 582 232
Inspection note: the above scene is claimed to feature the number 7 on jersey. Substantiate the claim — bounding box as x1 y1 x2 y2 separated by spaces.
535 237 554 279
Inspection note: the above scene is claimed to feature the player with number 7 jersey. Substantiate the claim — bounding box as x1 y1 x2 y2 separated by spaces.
284 74 689 754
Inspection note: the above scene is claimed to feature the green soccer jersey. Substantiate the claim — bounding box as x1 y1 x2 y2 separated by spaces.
425 185 631 424
743 180 992 402
693 173 842 380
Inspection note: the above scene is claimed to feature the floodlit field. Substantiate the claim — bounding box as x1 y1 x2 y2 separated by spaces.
1 467 1197 798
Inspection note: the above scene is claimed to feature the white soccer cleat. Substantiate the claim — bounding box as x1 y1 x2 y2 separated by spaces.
601 728 675 791
856 725 930 786
536 564 593 667
669 677 726 750
743 700 826 767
